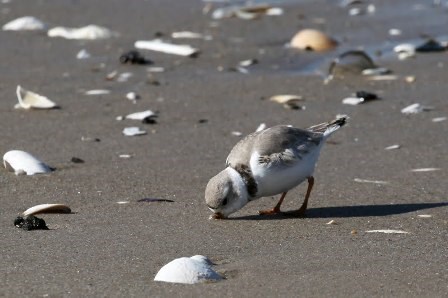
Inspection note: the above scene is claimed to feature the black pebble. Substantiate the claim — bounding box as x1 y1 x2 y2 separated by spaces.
198 119 208 124
14 215 49 231
71 157 85 163
120 50 152 65
355 91 379 101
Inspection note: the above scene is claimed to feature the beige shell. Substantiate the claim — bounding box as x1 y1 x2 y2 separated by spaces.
290 29 337 51
23 204 71 216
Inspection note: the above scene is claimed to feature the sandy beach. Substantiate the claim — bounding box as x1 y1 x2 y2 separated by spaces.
1 0 447 296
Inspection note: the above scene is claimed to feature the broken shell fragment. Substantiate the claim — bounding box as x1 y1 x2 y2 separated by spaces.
410 168 441 172
354 178 389 184
154 255 223 284
394 43 416 60
48 25 114 40
135 39 199 57
171 31 210 40
123 127 147 136
270 94 304 110
417 214 432 218
76 49 91 59
328 50 382 78
3 150 52 175
85 89 110 95
23 204 71 216
125 110 156 120
290 29 337 51
15 85 58 109
126 92 140 101
366 230 409 234
432 117 447 122
256 123 267 132
2 16 46 31
342 91 379 105
385 144 401 150
212 4 283 20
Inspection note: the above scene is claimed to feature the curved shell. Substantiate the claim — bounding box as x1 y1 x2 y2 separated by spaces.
48 25 113 40
154 255 222 284
290 29 337 51
3 150 52 175
16 85 58 109
23 204 71 216
2 16 46 31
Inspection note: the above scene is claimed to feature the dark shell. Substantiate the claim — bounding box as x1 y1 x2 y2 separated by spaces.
328 50 376 77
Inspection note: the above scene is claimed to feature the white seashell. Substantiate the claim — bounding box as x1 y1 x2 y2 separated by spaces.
269 94 303 104
3 150 52 175
123 127 147 136
342 97 364 105
265 7 283 16
135 39 199 57
85 89 110 95
394 43 416 60
23 204 71 216
401 103 432 114
410 168 441 172
119 154 132 159
76 49 91 59
2 16 46 31
15 85 58 109
326 220 338 225
354 178 389 184
48 25 114 40
125 110 155 120
126 92 140 101
171 31 209 39
116 201 130 204
388 28 402 36
154 255 223 284
384 144 401 150
366 230 409 234
432 117 447 122
417 214 432 218
117 72 133 82
147 67 165 73
256 123 267 132
231 131 243 136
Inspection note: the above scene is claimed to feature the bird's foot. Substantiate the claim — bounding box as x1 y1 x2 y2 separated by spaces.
258 207 282 216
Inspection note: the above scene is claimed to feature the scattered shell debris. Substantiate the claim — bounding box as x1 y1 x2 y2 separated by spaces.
366 230 409 234
2 16 46 31
135 39 199 57
48 24 114 40
290 29 337 51
385 144 401 150
3 150 52 175
410 168 441 172
270 95 304 110
432 117 447 122
417 214 433 218
76 49 91 59
342 91 380 105
401 103 433 115
23 204 71 216
120 50 152 65
154 255 223 284
123 127 147 136
85 89 110 95
14 215 48 231
212 4 283 20
354 178 389 184
15 85 58 110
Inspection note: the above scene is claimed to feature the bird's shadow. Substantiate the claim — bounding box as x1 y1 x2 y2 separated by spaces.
229 202 448 220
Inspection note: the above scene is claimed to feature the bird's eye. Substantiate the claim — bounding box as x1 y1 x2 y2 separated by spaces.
222 198 228 206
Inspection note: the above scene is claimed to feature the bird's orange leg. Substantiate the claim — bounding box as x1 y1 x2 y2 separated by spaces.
258 192 288 215
290 176 314 217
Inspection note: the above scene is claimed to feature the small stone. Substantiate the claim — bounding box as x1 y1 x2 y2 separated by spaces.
14 215 49 231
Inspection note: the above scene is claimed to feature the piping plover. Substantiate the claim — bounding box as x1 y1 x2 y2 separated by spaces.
205 115 348 219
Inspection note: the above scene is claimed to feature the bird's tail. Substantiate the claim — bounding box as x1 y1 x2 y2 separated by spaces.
307 115 348 137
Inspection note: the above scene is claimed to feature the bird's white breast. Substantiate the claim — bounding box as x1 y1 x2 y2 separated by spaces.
249 146 323 197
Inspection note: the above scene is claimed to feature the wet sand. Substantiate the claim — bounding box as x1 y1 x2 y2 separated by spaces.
1 0 447 296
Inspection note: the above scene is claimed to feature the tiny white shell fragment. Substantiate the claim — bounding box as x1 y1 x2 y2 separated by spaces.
362 68 391 76
154 255 222 284
256 123 267 132
15 85 58 109
76 49 91 59
116 201 130 204
388 28 402 36
123 127 147 136
135 39 199 57
239 59 257 67
85 89 110 95
231 131 243 136
48 25 114 40
265 7 283 16
417 214 432 218
342 97 364 105
401 103 433 114
432 117 447 122
394 43 416 60
125 110 155 120
171 31 210 40
23 204 71 216
119 154 132 159
3 150 52 175
326 220 338 225
126 92 140 101
2 16 46 31
270 94 303 104
116 116 124 121
385 144 401 150
147 67 165 73
410 168 441 172
117 72 133 82
354 178 389 184
366 230 409 234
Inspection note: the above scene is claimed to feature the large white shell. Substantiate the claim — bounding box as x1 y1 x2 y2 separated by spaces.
123 127 147 136
2 16 46 31
15 85 58 109
125 110 155 120
401 103 432 114
135 39 199 57
48 25 113 40
3 150 52 175
23 204 71 216
154 255 223 284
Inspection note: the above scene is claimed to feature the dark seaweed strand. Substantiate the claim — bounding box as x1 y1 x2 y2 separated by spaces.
232 164 258 199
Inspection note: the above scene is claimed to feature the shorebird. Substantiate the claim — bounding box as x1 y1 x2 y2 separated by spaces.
205 115 348 219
